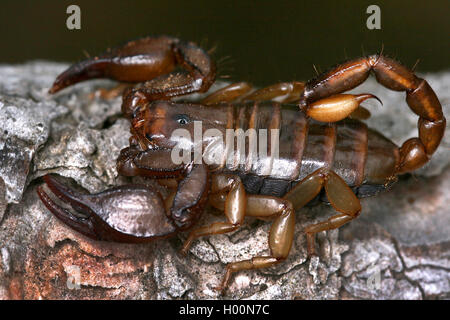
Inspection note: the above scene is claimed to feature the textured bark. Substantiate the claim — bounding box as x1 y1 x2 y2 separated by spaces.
0 62 448 300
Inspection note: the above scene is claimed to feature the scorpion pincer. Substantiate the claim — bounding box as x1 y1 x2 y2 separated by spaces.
37 36 446 293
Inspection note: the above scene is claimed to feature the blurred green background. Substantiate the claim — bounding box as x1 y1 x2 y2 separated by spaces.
0 0 448 85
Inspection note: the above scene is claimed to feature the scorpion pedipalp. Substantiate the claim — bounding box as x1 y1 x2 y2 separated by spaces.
37 175 178 242
48 36 216 119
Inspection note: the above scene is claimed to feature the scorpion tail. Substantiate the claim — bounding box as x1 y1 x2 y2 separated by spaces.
300 54 446 174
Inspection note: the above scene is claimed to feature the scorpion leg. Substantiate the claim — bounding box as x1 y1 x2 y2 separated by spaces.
182 173 295 293
242 81 373 119
242 81 372 119
201 81 307 105
216 195 295 294
89 83 130 100
303 170 360 256
201 82 253 105
244 81 305 102
301 54 445 173
283 168 360 256
180 173 246 255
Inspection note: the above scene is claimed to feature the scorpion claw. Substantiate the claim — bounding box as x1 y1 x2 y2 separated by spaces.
48 58 107 94
48 36 216 118
42 175 91 213
37 185 98 239
38 175 178 242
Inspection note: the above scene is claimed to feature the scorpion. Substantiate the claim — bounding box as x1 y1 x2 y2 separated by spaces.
37 36 445 293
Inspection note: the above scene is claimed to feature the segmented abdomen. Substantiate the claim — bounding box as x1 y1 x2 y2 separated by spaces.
223 102 398 196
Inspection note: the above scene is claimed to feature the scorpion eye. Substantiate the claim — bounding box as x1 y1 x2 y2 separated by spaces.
174 114 190 125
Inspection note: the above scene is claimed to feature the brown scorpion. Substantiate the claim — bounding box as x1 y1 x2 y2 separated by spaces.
37 36 446 293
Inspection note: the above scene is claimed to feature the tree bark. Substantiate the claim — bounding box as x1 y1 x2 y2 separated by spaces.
0 62 448 299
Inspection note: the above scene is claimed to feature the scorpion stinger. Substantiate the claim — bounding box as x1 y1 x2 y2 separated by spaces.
298 54 446 173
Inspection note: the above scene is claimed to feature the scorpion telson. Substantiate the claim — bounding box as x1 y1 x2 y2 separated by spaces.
38 36 445 294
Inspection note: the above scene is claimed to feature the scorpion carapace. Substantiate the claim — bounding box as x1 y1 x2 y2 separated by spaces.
37 36 446 293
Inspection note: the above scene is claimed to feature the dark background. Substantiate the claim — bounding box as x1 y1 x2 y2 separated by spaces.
0 0 448 86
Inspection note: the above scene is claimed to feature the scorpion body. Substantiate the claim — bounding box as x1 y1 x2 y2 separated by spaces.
36 36 445 293
191 101 399 196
